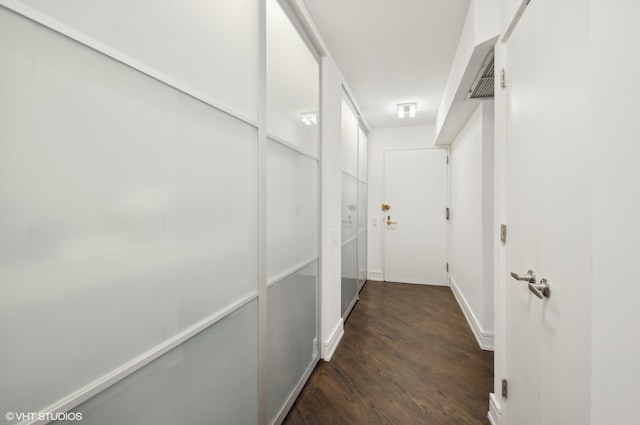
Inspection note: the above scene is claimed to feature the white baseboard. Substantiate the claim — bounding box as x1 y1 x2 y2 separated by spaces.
449 276 495 351
368 271 383 281
488 392 503 425
322 319 344 361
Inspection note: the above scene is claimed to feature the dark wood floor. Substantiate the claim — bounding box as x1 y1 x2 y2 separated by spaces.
283 281 494 425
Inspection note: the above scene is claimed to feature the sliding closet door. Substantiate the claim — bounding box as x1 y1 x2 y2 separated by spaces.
1 0 321 424
341 99 359 316
340 98 368 317
266 0 320 424
0 1 259 423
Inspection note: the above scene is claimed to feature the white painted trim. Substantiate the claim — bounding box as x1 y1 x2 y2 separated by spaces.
286 0 329 56
368 271 384 281
492 41 508 410
267 133 320 161
322 319 344 361
275 0 320 62
257 0 268 422
271 354 320 425
0 0 259 129
342 292 359 320
22 291 259 425
501 0 530 43
488 392 503 425
266 256 319 288
341 235 358 248
357 278 366 291
340 83 371 132
449 276 495 350
488 411 498 425
342 169 359 180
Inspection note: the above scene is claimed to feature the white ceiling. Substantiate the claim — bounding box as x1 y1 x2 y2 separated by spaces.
302 0 471 129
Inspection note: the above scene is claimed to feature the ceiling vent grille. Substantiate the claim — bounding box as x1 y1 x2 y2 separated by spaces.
467 50 495 100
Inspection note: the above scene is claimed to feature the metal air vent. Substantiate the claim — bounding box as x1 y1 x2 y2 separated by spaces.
467 50 495 100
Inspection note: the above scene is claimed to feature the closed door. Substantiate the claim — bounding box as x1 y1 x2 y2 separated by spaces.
504 5 540 422
383 148 447 285
503 0 591 423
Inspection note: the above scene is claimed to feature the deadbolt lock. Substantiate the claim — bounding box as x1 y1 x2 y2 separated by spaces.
382 204 391 210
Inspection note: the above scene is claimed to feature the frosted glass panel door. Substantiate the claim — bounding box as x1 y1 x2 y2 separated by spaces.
341 174 358 242
1 0 321 422
266 140 318 280
341 99 358 176
0 7 257 417
358 128 368 182
341 100 368 315
55 302 259 425
358 233 368 286
266 1 320 424
17 0 259 120
266 0 319 157
357 172 368 288
341 239 358 315
267 263 318 423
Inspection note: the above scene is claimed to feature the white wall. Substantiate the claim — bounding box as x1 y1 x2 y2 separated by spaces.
320 55 344 360
449 102 494 349
367 125 436 280
436 4 474 138
482 101 494 334
435 0 499 145
590 0 640 421
473 0 500 44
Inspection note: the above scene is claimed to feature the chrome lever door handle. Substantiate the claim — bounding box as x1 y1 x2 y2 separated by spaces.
510 270 536 283
528 278 551 299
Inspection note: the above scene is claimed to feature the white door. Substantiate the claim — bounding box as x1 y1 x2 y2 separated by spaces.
503 1 591 424
383 148 447 285
504 6 540 423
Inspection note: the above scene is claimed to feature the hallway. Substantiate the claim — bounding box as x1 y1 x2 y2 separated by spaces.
283 281 494 425
3 1 638 423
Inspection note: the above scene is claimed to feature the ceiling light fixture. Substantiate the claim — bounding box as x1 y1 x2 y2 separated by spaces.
397 103 417 119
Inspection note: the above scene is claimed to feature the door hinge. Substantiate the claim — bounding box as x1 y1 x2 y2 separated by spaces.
446 208 450 220
446 263 449 272
502 378 508 398
500 224 507 244
500 68 507 88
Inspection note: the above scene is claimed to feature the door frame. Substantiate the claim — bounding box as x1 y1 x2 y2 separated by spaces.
490 10 523 424
381 147 450 284
491 43 509 425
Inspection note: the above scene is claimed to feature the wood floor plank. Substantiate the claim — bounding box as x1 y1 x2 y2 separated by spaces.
283 281 494 425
